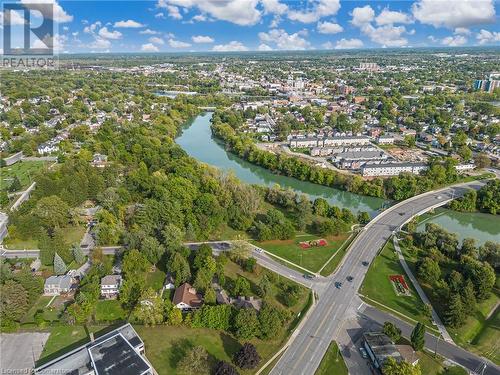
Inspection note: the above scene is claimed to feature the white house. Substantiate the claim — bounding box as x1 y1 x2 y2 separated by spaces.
100 275 122 299
163 273 175 291
361 162 428 177
44 275 72 296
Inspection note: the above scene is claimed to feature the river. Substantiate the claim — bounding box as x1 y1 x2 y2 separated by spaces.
176 113 500 243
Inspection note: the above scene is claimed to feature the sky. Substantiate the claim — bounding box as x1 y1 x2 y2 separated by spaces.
1 0 500 53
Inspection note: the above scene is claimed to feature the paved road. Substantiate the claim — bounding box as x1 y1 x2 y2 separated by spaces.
360 304 500 375
270 180 489 375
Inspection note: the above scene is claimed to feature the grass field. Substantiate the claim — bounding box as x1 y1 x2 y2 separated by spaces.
315 341 348 375
4 225 86 250
319 232 356 276
252 233 349 273
1 160 49 191
145 269 166 292
94 300 127 322
360 240 434 328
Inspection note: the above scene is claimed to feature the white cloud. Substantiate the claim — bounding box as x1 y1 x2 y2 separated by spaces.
98 27 122 40
258 43 273 51
166 5 182 20
84 21 101 34
259 28 310 50
335 38 363 49
322 41 334 49
168 38 191 48
192 14 207 22
375 8 412 26
317 21 343 34
192 35 214 43
20 0 73 23
212 40 248 51
32 33 67 52
454 27 471 35
351 6 409 47
159 0 261 26
114 19 144 28
412 0 495 29
141 43 159 52
362 24 408 47
155 12 166 19
89 37 111 49
261 0 288 15
476 29 500 45
441 35 467 46
1 10 26 25
351 5 374 27
140 28 159 35
287 0 340 23
149 36 164 45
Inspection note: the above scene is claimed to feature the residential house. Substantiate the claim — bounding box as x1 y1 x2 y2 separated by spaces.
44 275 73 296
172 283 203 310
101 275 122 299
231 296 262 311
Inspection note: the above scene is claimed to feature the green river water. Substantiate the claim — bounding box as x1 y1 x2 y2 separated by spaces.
176 113 500 244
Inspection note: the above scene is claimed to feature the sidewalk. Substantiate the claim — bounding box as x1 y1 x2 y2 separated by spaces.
393 237 454 344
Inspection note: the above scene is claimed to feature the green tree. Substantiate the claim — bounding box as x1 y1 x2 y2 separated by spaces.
34 195 70 229
383 357 422 375
169 252 191 287
258 303 283 340
445 293 466 328
53 252 67 275
8 176 22 192
383 321 401 342
234 308 259 339
417 257 441 285
178 346 210 375
233 276 250 296
166 307 183 326
410 322 425 351
234 343 261 370
122 249 149 280
132 288 164 326
0 280 29 322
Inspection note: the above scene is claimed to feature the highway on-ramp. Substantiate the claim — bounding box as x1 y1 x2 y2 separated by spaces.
270 180 499 375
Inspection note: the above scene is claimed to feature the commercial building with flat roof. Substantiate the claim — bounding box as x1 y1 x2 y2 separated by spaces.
35 324 153 375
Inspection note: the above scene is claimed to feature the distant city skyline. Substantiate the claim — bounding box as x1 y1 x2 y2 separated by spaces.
1 0 500 53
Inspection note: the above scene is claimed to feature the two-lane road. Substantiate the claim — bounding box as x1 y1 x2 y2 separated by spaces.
270 180 498 375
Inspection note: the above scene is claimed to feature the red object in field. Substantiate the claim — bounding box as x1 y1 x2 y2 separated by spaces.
389 275 409 290
299 242 311 249
318 239 327 246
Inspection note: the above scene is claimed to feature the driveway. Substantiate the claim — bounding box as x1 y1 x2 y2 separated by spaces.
0 332 50 372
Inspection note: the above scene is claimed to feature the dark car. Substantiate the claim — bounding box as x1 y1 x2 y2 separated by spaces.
362 261 369 266
346 276 353 282
303 274 315 280
335 281 343 289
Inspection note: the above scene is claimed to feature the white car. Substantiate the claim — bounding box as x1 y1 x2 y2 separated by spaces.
359 347 368 359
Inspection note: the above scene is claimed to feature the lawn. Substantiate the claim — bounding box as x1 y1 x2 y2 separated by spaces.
1 160 49 191
3 225 86 250
315 341 348 375
94 299 127 322
319 232 356 276
252 233 349 273
22 296 54 323
360 240 434 329
145 269 166 291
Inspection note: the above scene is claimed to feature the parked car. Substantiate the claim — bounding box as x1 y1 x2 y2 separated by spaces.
362 261 369 267
359 347 368 359
303 274 315 280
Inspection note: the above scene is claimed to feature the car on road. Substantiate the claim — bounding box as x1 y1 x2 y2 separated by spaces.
335 281 342 289
255 248 263 253
436 195 442 199
362 261 369 266
303 274 315 280
346 276 353 282
399 212 405 216
359 347 368 359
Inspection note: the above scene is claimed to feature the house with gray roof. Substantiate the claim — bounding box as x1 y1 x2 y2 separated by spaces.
44 275 73 296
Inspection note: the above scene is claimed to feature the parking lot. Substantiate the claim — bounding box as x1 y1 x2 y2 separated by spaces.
0 332 50 372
